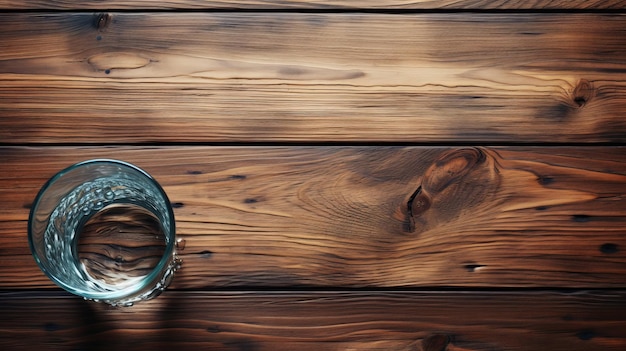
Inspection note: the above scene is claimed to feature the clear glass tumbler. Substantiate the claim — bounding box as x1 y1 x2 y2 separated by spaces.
28 159 179 307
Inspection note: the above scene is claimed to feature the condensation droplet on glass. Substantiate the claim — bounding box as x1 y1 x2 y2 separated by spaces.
174 257 183 271
94 201 103 210
176 238 186 250
104 190 115 200
82 206 90 215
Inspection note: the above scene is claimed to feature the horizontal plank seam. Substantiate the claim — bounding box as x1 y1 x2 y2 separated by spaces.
177 287 626 293
4 287 626 294
1 8 625 14
2 142 625 148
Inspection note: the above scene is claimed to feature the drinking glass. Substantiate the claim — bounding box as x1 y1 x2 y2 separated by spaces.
28 159 179 307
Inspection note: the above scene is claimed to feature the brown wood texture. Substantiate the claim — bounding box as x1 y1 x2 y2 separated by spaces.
2 13 626 143
2 3 625 350
1 0 624 10
2 291 626 351
1 146 624 289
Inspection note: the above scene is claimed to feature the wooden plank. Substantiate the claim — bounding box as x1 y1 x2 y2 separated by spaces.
1 13 626 143
0 0 624 10
1 146 624 289
1 290 625 351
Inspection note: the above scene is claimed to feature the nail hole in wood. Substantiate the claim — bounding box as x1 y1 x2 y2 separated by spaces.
537 176 554 185
464 264 485 272
576 330 595 340
199 250 213 258
43 322 60 332
207 325 221 333
572 214 590 222
599 243 619 254
422 334 450 351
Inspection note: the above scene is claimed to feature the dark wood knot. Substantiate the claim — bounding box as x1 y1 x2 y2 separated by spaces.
571 79 595 107
403 147 489 233
404 186 431 232
94 13 112 31
599 243 619 254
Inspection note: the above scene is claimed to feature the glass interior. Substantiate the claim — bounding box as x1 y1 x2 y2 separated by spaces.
28 159 176 306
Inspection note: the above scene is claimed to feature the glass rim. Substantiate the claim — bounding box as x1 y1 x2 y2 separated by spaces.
27 158 176 301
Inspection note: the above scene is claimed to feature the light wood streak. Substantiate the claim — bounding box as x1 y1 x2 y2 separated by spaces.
1 13 626 143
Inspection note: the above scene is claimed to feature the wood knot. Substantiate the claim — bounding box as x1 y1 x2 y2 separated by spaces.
401 147 494 234
94 13 112 31
423 147 485 193
404 186 431 232
571 79 595 107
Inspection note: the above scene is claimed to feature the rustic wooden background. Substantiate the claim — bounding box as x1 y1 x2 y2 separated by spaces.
1 1 625 350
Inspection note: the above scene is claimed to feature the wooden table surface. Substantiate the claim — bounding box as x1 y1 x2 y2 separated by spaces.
1 1 626 350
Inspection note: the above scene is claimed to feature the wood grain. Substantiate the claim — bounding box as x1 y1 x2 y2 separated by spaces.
1 290 625 351
2 13 626 143
1 146 624 289
0 0 624 10
2 1 624 349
